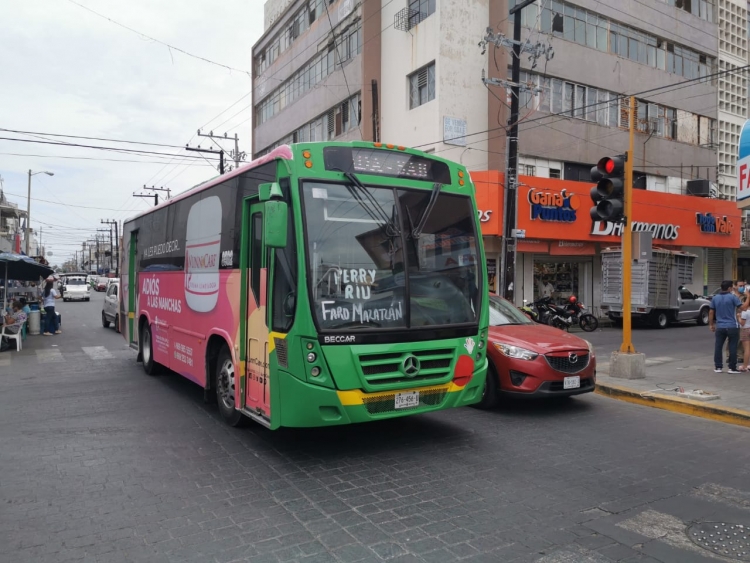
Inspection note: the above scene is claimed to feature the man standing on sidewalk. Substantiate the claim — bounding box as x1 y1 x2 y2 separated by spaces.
710 280 742 374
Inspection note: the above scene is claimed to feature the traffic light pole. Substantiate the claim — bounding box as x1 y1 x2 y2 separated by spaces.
621 96 636 354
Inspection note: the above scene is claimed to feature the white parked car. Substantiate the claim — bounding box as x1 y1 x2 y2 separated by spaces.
102 282 120 332
63 277 90 302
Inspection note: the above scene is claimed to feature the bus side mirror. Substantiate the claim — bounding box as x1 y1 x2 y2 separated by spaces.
264 200 288 248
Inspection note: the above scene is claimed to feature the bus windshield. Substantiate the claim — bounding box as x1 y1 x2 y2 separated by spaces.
302 181 480 331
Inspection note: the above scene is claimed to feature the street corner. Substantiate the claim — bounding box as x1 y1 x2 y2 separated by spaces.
595 379 750 429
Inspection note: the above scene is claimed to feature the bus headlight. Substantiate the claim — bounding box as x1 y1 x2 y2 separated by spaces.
311 367 321 377
307 352 317 363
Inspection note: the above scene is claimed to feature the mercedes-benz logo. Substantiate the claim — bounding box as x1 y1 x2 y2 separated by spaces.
401 355 421 378
569 353 578 364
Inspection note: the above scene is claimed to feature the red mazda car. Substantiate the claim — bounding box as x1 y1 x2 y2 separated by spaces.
476 295 597 409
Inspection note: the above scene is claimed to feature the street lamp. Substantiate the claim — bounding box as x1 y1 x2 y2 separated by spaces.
26 170 54 256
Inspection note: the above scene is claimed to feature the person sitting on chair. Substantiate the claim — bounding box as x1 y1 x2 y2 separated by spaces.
1 301 27 351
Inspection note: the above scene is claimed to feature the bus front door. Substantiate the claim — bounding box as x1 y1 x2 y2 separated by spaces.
244 203 271 421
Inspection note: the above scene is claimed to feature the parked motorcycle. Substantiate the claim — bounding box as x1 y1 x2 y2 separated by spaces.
531 296 556 325
520 300 540 322
547 296 599 332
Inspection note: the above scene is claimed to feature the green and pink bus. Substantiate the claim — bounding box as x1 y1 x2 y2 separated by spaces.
120 142 488 429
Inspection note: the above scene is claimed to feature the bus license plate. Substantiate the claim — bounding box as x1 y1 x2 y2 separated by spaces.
395 391 419 409
563 376 580 389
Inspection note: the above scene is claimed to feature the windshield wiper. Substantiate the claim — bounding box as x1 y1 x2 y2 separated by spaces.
412 183 441 239
342 171 399 236
403 206 421 271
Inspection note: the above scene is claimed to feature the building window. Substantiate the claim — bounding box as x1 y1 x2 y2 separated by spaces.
409 63 436 109
409 0 436 26
523 165 536 176
549 168 561 179
526 0 715 80
255 19 363 126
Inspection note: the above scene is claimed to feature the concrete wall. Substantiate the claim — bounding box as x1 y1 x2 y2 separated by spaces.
379 0 489 171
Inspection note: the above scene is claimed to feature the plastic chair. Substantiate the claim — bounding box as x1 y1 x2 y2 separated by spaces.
1 324 22 351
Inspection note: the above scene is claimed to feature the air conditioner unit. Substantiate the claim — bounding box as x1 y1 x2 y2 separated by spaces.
686 179 711 197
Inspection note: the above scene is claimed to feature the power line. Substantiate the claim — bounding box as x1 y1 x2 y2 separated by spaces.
0 127 187 149
0 151 216 166
66 0 251 76
0 136 208 160
1 190 139 211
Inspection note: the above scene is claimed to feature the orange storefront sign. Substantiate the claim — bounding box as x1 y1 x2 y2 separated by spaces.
470 171 741 249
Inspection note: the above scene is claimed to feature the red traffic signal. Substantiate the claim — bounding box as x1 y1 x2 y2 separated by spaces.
596 156 625 176
590 155 626 222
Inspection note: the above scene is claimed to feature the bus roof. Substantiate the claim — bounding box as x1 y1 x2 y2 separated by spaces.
124 145 293 225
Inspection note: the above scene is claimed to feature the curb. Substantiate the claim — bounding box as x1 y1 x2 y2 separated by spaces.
595 382 750 428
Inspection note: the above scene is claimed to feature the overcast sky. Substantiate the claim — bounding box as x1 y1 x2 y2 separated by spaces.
0 0 265 267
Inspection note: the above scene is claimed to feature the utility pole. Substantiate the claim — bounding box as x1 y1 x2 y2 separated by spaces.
186 144 225 174
133 192 158 206
144 185 171 200
621 96 637 354
198 130 246 169
101 219 120 277
97 228 112 273
480 13 553 302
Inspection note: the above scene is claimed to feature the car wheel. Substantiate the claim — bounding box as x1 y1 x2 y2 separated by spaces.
114 314 120 334
215 345 247 427
473 364 499 410
101 311 110 328
141 323 162 376
697 307 709 326
651 311 669 329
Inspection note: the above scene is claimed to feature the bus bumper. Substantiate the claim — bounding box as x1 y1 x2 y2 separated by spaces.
277 369 485 428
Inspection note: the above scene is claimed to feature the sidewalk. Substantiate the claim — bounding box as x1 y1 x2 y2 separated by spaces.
595 354 750 428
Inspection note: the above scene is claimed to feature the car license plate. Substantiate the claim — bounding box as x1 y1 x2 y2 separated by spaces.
394 391 419 409
563 376 580 389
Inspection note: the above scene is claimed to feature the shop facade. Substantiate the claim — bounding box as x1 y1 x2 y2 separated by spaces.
472 172 741 313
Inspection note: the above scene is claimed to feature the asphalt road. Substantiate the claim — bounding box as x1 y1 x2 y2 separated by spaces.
1 294 748 563
583 321 713 364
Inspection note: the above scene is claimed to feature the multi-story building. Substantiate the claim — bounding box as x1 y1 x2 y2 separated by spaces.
252 0 741 305
0 184 26 254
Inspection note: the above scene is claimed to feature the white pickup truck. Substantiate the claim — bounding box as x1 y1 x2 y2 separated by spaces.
62 277 90 302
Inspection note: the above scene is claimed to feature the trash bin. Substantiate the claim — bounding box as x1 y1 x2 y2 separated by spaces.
28 310 41 335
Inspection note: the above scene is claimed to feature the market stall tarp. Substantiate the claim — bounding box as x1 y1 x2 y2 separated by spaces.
0 252 53 311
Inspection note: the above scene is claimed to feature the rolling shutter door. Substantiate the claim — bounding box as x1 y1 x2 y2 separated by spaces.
706 249 724 292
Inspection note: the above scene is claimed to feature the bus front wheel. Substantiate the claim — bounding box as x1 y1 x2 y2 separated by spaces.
215 346 246 427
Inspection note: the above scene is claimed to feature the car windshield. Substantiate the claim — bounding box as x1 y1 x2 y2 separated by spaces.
489 296 534 326
302 181 481 331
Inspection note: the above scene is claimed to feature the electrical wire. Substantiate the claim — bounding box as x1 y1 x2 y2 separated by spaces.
66 0 251 75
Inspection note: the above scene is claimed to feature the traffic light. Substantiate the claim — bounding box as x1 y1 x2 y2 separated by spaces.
589 155 626 222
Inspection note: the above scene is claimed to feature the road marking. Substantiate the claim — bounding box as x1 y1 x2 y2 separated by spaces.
36 349 63 364
82 346 114 360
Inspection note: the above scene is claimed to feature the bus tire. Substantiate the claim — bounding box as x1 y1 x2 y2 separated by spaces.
141 323 162 376
215 345 246 427
474 364 499 410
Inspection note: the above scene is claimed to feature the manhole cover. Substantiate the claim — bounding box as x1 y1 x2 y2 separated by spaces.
688 522 750 560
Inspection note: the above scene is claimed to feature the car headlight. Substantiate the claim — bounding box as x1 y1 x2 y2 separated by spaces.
583 339 594 354
493 342 538 361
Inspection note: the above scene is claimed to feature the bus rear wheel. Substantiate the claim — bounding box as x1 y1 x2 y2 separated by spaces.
141 323 162 375
215 346 246 427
